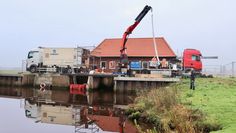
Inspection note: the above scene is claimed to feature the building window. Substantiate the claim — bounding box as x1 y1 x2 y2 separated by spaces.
109 61 116 69
100 61 106 69
142 61 149 69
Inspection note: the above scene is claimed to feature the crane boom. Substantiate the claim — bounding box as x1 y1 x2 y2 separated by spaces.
120 5 152 67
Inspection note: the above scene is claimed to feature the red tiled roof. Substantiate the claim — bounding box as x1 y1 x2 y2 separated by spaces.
91 37 176 57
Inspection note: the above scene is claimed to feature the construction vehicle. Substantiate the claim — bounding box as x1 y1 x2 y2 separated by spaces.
182 49 202 72
182 49 218 72
119 5 152 73
26 47 90 73
117 5 217 76
171 48 218 76
126 48 217 77
116 5 199 76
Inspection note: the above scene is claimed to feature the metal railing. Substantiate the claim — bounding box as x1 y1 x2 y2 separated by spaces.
203 62 236 77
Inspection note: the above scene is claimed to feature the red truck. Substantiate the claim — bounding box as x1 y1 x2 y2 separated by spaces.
118 5 214 76
128 49 204 76
182 49 202 73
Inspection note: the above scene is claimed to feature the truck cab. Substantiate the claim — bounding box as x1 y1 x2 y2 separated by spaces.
26 50 40 73
24 98 40 119
26 47 90 73
182 49 202 72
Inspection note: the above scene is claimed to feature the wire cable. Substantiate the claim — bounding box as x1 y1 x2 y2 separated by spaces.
151 8 160 62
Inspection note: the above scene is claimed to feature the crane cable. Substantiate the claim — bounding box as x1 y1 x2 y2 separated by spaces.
150 8 160 63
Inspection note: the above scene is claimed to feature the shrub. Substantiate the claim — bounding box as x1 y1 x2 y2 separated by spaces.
128 111 141 120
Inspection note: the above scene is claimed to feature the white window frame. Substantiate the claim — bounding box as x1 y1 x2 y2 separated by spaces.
100 61 107 69
109 61 116 69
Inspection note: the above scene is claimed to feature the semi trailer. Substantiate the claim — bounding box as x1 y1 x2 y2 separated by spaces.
26 47 90 73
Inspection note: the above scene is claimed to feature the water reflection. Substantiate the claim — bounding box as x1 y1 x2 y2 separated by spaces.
0 87 138 133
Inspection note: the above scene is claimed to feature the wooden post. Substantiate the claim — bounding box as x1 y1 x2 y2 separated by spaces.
114 80 117 92
73 75 77 84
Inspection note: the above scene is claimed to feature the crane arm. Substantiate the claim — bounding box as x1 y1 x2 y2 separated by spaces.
120 5 152 56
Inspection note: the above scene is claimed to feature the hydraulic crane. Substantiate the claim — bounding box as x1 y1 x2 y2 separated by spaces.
119 5 152 71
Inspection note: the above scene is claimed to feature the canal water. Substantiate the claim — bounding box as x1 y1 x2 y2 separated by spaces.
0 87 138 133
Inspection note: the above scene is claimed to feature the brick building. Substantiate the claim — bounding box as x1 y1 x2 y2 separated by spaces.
90 37 176 72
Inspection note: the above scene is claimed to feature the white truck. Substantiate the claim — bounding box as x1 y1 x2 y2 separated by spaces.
26 47 90 73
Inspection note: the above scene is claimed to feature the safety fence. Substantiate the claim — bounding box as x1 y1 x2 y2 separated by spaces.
203 62 236 77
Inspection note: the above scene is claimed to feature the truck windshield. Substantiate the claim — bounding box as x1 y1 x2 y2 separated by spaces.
28 51 38 59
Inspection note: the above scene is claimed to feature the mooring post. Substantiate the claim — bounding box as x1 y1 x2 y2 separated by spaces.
73 75 77 84
113 90 117 104
113 80 117 92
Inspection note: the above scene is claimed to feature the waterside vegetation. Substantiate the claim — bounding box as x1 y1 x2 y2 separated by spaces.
126 77 236 133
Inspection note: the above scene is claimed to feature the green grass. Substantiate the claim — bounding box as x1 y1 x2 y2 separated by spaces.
127 86 206 132
0 70 21 75
179 77 236 133
128 77 236 133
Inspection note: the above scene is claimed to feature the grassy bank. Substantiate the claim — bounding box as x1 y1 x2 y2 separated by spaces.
180 77 236 133
127 77 236 133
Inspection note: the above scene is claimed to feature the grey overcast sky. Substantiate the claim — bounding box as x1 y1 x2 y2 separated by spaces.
0 0 235 68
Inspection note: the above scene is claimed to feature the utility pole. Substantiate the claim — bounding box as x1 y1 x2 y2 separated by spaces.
220 65 223 76
21 60 25 73
232 62 235 77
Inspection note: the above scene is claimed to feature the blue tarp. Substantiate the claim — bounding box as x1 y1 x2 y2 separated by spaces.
130 61 141 69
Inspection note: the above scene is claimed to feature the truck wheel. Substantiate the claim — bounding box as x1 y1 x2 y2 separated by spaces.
30 66 37 73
